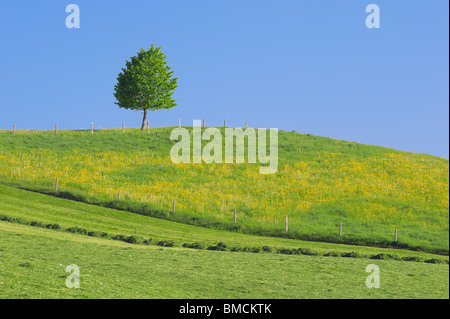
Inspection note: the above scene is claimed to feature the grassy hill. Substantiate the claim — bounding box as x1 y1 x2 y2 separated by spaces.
0 184 448 298
0 128 448 254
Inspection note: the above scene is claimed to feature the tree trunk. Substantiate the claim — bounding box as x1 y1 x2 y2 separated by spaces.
141 108 148 130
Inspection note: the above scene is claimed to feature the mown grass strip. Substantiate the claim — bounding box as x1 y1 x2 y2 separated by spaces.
0 213 447 265
1 221 448 299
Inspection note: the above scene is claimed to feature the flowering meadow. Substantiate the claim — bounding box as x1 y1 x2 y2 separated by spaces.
0 128 448 253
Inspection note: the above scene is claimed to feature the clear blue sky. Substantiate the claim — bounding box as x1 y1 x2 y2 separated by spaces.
0 1 448 157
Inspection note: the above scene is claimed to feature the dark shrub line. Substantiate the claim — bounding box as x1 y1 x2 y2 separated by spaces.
157 240 175 247
0 214 148 246
182 242 206 250
0 213 448 265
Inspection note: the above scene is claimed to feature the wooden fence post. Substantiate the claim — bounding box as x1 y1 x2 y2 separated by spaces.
55 124 58 134
224 119 227 127
339 223 342 237
147 120 150 133
203 119 205 128
91 122 94 134
118 191 121 201
122 122 125 133
178 119 181 128
394 229 398 243
173 199 176 213
245 121 248 129
234 209 237 225
286 215 288 232
55 177 59 192
13 124 16 134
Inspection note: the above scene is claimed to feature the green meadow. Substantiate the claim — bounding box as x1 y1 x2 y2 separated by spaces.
1 184 446 261
0 128 448 299
0 185 448 299
0 128 448 254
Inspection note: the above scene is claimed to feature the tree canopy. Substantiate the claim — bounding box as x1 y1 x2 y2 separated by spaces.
114 45 178 130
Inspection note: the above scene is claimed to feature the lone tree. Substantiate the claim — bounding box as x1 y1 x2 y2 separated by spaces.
114 45 178 130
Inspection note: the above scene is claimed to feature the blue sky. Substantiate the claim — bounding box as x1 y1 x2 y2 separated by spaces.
0 1 448 157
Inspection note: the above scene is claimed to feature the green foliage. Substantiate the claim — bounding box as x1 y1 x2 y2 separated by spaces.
30 221 45 228
157 240 175 247
88 231 108 238
277 248 296 255
262 246 272 253
425 258 446 264
342 252 364 258
112 234 143 244
114 45 178 128
370 253 402 261
207 242 228 251
182 242 206 250
324 251 343 257
66 226 87 234
46 223 61 230
298 248 320 256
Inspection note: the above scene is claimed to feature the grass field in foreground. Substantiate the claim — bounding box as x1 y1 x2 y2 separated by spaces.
0 128 448 253
0 184 447 298
0 221 448 299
